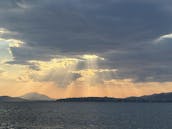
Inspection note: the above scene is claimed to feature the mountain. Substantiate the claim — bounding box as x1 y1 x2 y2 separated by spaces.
141 92 172 102
56 92 172 102
0 96 26 102
20 92 53 101
1 92 172 102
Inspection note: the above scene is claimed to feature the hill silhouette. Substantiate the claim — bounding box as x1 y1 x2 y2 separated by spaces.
20 92 53 101
1 92 172 102
0 96 26 102
56 92 172 102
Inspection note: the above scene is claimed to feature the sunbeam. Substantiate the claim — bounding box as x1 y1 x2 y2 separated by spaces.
61 58 79 87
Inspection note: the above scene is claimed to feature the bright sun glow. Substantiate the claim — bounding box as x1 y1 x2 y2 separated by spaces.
82 54 104 60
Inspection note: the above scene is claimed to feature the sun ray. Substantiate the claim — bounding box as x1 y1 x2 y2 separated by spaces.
61 59 79 87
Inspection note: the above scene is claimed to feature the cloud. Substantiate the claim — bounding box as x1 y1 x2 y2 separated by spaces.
104 39 172 82
0 69 5 74
0 0 172 82
1 0 171 53
158 33 172 40
24 57 117 87
155 33 172 45
71 68 117 86
26 58 80 86
0 28 11 35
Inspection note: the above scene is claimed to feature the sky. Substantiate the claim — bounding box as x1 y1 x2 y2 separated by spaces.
0 0 172 98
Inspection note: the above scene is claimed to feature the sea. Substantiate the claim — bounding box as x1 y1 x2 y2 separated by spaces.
0 102 172 129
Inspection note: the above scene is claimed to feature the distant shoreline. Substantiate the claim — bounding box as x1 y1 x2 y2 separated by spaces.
56 96 172 103
1 92 172 102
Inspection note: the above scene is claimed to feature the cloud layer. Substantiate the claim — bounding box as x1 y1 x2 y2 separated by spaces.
0 0 172 83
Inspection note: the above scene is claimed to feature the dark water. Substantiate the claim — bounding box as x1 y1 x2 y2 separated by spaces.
0 102 172 129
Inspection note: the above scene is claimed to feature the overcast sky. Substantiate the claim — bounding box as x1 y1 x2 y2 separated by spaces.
0 0 172 98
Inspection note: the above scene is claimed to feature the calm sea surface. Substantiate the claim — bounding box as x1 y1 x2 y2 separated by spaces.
0 102 172 129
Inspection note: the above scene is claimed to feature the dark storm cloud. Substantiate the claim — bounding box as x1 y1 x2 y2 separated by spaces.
1 0 172 82
104 38 172 82
1 0 172 52
7 45 60 64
